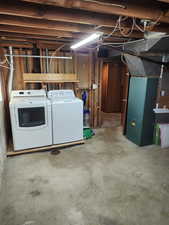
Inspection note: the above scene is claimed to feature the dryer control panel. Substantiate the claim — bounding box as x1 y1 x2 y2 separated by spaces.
11 90 46 98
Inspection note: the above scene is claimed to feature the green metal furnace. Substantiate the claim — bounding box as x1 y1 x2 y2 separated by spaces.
126 77 158 146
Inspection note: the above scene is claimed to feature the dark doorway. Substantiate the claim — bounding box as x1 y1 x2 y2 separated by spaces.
101 61 129 133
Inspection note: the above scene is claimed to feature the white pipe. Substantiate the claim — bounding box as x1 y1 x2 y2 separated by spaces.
5 54 72 59
8 46 14 99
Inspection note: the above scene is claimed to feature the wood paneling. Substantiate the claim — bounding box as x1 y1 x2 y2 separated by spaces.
13 49 24 90
76 53 90 89
1 46 102 129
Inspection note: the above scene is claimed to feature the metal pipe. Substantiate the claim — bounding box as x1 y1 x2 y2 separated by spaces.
8 46 14 98
156 54 165 108
5 54 72 59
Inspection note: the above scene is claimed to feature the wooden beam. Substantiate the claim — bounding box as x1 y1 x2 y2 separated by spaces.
0 40 33 48
0 15 94 32
0 25 82 38
0 32 131 43
0 37 69 49
7 140 85 156
0 40 65 49
0 10 168 36
23 73 78 83
0 2 132 27
0 24 143 39
0 32 74 42
0 15 145 38
21 0 169 24
1 15 169 38
157 0 169 3
0 15 132 34
0 33 134 50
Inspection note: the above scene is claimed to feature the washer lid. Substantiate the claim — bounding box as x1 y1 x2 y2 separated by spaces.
52 98 82 104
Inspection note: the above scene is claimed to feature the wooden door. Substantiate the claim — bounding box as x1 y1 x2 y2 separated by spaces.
101 62 122 113
121 71 130 135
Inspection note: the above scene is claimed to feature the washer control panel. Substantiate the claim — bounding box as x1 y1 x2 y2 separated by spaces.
48 90 75 100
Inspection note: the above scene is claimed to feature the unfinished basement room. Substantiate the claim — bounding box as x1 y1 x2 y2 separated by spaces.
1 0 169 225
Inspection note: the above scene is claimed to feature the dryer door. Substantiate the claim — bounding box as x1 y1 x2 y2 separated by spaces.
14 103 49 130
18 107 45 127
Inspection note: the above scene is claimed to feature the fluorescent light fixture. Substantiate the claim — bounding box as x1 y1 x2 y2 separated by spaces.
71 32 103 50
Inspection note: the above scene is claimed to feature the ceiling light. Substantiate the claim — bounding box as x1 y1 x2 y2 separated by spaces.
71 32 103 50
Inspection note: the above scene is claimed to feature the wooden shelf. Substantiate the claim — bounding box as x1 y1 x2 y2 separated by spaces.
24 80 79 83
7 140 85 157
23 73 79 83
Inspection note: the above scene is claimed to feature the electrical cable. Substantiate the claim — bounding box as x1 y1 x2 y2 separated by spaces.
103 19 120 39
82 0 126 8
103 16 145 40
0 58 7 65
0 64 10 70
0 55 10 69
146 11 164 31
134 19 145 32
119 16 135 37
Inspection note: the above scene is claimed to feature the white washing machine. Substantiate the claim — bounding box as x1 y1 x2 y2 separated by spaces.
48 90 83 144
10 90 52 151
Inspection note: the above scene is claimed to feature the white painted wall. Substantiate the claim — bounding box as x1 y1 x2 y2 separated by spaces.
0 73 7 191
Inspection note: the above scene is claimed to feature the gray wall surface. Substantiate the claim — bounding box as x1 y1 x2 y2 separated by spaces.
0 75 6 191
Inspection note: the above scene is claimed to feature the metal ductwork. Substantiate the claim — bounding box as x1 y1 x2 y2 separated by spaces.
124 36 169 53
123 36 169 76
124 53 162 76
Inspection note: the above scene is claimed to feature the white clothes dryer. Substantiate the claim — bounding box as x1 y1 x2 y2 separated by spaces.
10 90 52 151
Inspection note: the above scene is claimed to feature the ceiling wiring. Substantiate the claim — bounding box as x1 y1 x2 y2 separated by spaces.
103 15 146 40
82 0 126 8
146 11 164 31
102 12 165 41
133 19 145 32
0 64 10 70
103 20 120 39
118 16 135 37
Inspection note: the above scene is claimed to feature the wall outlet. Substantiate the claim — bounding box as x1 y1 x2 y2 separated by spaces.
161 90 165 96
92 84 98 89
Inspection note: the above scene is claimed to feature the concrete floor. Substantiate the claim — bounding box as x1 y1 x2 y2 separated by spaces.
1 127 169 225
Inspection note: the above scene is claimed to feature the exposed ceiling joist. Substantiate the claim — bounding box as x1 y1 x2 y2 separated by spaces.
0 2 121 27
157 0 169 3
0 15 91 33
0 40 33 48
0 39 68 49
0 15 132 34
21 0 169 24
0 14 168 35
0 25 82 38
0 32 131 44
0 32 73 42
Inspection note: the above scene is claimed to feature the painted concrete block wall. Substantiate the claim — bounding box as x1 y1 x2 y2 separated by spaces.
0 76 6 191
